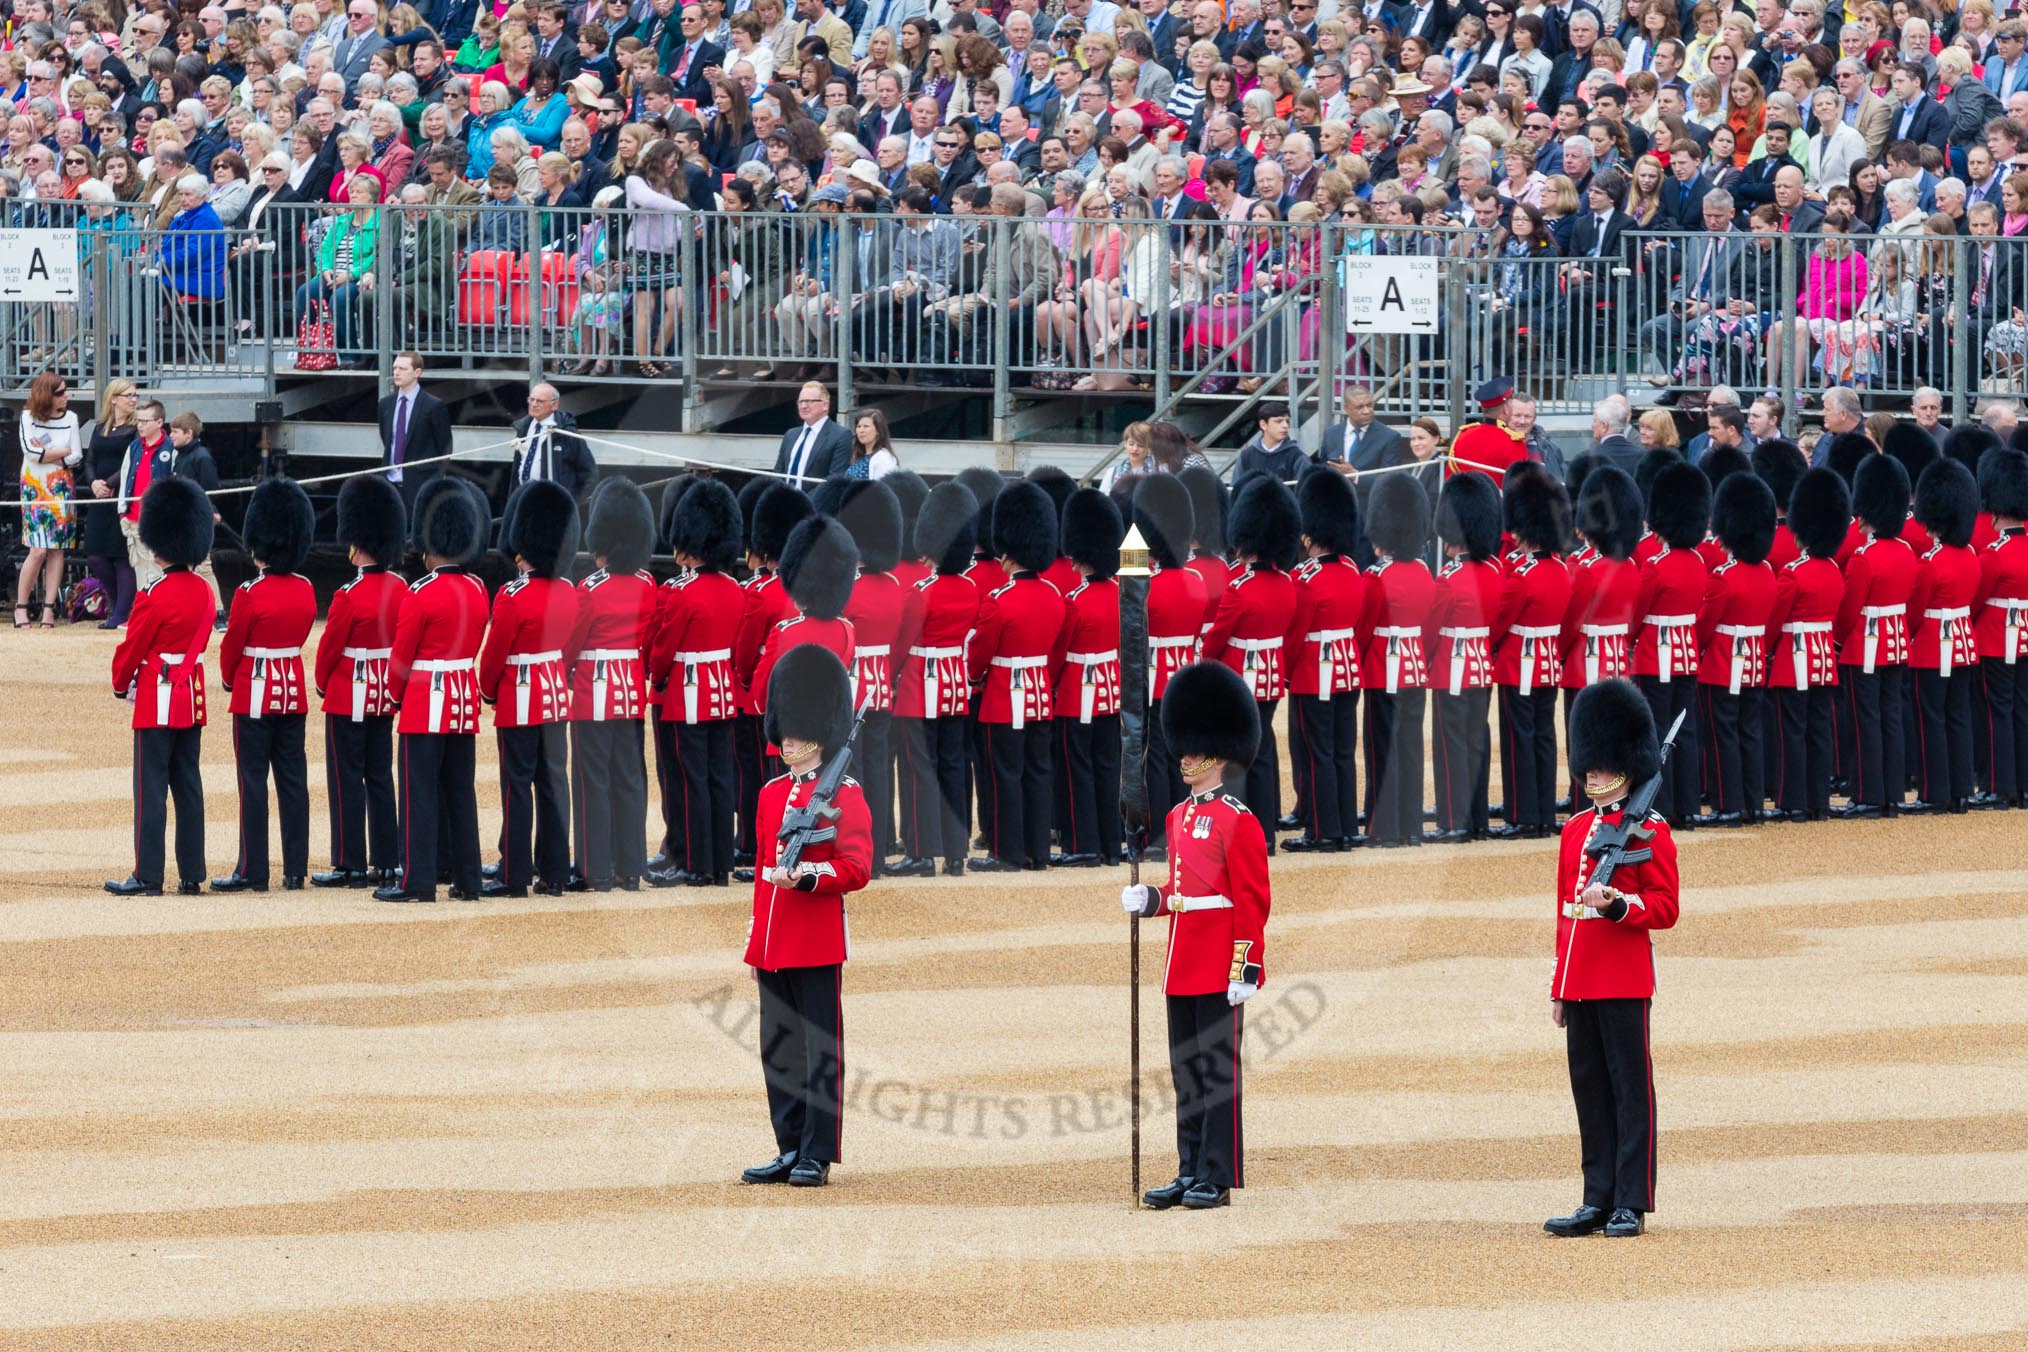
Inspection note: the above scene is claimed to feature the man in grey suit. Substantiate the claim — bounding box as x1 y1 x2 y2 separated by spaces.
772 383 854 487
1637 192 1742 380
332 0 391 91
1586 394 1643 477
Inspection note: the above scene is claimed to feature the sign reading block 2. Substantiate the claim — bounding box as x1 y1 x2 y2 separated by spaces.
1342 255 1439 335
0 230 80 303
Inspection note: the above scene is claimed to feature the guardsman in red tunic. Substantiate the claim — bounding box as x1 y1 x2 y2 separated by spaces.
649 479 746 887
1122 661 1272 1211
1908 460 1984 812
822 479 910 879
1427 471 1504 844
1546 679 1680 1239
107 478 216 896
1491 466 1572 840
1359 473 1435 847
313 475 408 889
479 480 580 898
884 469 934 855
1179 465 1232 638
956 466 1012 851
1974 449 2028 806
1445 376 1531 485
1834 456 1919 818
213 477 317 893
1751 442 1811 800
1282 467 1367 853
564 478 659 892
1030 465 1082 601
729 483 813 871
739 644 872 1191
1631 460 1711 825
1135 476 1209 857
749 515 860 748
967 482 1066 872
376 476 492 904
1202 475 1299 846
1694 474 1778 825
1050 488 1126 866
1562 466 1645 809
1765 469 1850 821
892 482 982 877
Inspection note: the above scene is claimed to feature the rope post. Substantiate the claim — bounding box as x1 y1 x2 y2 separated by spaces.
835 214 855 418
525 202 543 390
1152 226 1171 411
679 221 702 435
376 204 395 397
992 217 1014 468
1777 234 1798 437
90 229 111 406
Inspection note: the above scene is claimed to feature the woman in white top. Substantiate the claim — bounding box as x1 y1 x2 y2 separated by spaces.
1078 193 1162 393
15 372 82 629
1805 86 1868 194
847 408 901 480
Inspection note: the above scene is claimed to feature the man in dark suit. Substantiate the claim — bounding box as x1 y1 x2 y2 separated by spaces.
1886 63 1950 150
1586 395 1643 476
772 382 853 487
859 72 910 151
1317 385 1408 563
531 4 582 81
1562 169 1632 366
665 5 723 103
1730 121 1798 213
1661 142 1713 228
378 351 453 512
1150 156 1211 244
511 383 600 500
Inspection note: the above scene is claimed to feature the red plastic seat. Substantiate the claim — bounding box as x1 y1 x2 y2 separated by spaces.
458 249 522 326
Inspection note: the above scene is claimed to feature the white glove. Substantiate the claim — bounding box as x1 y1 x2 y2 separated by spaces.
1121 884 1158 916
1226 980 1258 1006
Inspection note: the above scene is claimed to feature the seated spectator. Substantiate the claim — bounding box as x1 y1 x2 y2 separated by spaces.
158 173 226 300
294 172 381 367
470 162 531 252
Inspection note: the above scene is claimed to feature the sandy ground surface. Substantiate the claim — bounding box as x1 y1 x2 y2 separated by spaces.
6 621 2028 1349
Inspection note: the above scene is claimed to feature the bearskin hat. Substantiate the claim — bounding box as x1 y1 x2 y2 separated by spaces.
808 474 851 517
1160 660 1260 769
1883 419 1939 481
1436 470 1502 561
411 473 486 565
503 478 581 579
584 477 657 574
989 480 1059 573
1565 451 1598 503
1503 461 1572 552
737 475 771 550
1634 447 1679 506
954 466 1005 555
1915 459 1979 549
1699 442 1752 492
1229 474 1301 570
138 476 214 569
1712 471 1777 566
1787 468 1852 560
1853 452 1910 538
1178 465 1229 554
1297 464 1359 558
2012 422 2028 456
336 473 405 565
1647 459 1712 551
778 516 859 619
915 481 979 575
1132 473 1194 570
1943 424 2000 477
1061 487 1124 579
1750 439 1808 513
671 477 742 571
1575 464 1643 560
1026 464 1077 525
884 469 928 547
826 478 905 573
1825 432 1876 486
763 643 854 755
657 474 698 550
750 483 813 563
1982 446 2028 520
1368 471 1430 561
1568 677 1660 788
241 476 314 574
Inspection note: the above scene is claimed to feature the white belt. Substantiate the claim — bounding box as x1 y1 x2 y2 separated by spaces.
1561 900 1610 920
414 658 473 732
991 654 1051 728
1169 893 1233 913
678 647 731 724
1067 649 1118 724
1148 634 1198 693
345 645 392 722
1229 636 1282 650
245 645 300 658
913 644 963 715
413 659 474 672
243 644 301 721
1305 627 1358 702
1783 620 1833 689
581 647 638 722
155 652 187 725
1861 603 1905 675
1926 606 1972 676
1715 623 1759 695
911 645 963 658
506 650 563 664
1991 597 2028 665
1581 621 1628 686
1645 612 1695 684
507 649 563 725
856 644 891 658
853 644 893 714
1440 625 1489 696
1375 625 1418 695
1512 623 1559 697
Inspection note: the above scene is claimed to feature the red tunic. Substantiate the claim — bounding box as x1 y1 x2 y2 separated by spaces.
1150 786 1272 997
733 570 794 715
892 558 933 592
1185 552 1231 634
1552 803 1681 1001
388 566 491 736
1492 551 1569 694
1052 575 1123 722
650 569 745 723
1766 522 1801 572
1974 526 2028 661
1632 545 1707 681
1559 553 1641 689
1041 555 1080 600
563 567 658 722
743 772 873 971
1284 555 1367 698
218 571 315 718
1633 531 1664 567
1972 512 2000 552
1695 555 1776 691
845 570 909 714
113 568 213 730
478 574 579 727
1202 563 1298 701
1426 557 1503 694
1907 542 1982 674
751 614 858 716
1836 534 1918 672
1764 556 1845 690
1447 419 1529 484
968 572 1066 726
894 571 979 719
1359 556 1436 693
1147 563 1209 700
316 567 407 720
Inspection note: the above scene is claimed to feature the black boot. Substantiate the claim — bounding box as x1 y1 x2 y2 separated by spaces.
1142 1175 1193 1210
1543 1204 1610 1237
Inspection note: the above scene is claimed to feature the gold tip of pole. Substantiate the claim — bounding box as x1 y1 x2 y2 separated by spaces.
1118 523 1152 578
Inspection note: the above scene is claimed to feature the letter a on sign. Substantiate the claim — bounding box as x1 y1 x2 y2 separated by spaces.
26 249 48 281
1342 255 1440 335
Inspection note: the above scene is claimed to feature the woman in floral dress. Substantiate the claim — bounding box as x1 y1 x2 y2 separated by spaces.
15 371 81 629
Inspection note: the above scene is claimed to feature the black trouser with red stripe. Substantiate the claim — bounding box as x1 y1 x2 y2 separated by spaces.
980 721 1052 866
852 709 894 869
672 718 737 878
1500 686 1559 831
1636 676 1699 824
1168 992 1244 1190
498 723 571 891
1914 667 1974 806
1841 664 1907 808
1056 712 1122 861
896 714 970 865
133 726 205 888
1774 686 1835 818
1697 684 1763 817
756 962 844 1164
399 731 480 896
1289 692 1359 842
232 712 309 883
1985 658 2028 801
571 718 647 887
325 713 397 873
1564 996 1657 1214
1238 699 1282 848
1432 687 1491 835
734 713 765 859
1363 688 1425 843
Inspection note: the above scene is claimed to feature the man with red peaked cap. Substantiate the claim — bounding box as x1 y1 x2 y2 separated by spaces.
1447 376 1531 485
1122 660 1272 1212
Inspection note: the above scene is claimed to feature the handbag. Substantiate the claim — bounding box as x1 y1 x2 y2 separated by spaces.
295 300 338 371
